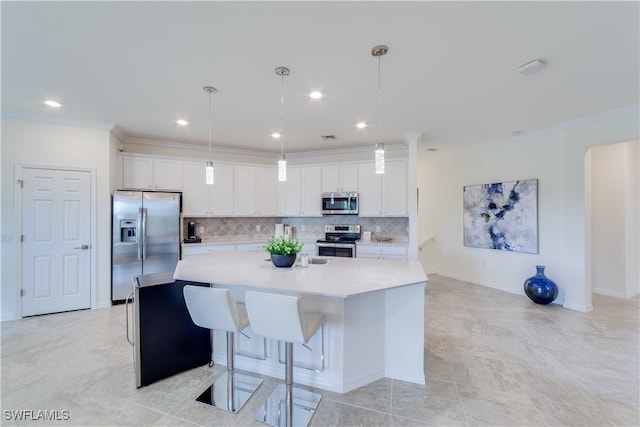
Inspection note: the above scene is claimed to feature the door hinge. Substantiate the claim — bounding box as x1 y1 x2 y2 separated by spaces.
20 289 25 297
20 235 25 243
16 179 23 189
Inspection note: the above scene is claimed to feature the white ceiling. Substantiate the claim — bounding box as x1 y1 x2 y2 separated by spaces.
2 1 638 155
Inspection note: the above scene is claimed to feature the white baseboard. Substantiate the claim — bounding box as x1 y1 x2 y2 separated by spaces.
592 287 639 299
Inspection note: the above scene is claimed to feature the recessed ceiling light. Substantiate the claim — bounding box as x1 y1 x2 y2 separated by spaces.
309 91 323 99
44 100 61 108
272 132 281 139
176 119 189 126
356 122 367 129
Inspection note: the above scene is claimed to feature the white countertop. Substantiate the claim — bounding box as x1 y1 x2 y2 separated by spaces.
183 238 408 246
183 237 320 245
173 251 426 298
357 240 409 246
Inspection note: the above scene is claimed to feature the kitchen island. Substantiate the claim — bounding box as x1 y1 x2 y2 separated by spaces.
173 251 427 393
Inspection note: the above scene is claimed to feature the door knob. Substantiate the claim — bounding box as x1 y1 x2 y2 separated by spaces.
74 244 90 250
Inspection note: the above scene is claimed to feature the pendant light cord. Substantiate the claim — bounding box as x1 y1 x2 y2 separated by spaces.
280 71 285 158
208 90 212 161
377 54 382 145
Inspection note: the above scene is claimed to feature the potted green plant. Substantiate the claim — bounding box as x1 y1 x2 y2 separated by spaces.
263 236 303 268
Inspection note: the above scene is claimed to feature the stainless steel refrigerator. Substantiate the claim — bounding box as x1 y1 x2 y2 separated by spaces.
112 191 181 302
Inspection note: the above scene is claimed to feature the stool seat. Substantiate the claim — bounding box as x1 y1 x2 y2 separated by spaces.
245 291 324 427
183 286 262 414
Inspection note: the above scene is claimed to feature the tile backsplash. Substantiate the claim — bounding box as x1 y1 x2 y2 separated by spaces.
184 216 408 242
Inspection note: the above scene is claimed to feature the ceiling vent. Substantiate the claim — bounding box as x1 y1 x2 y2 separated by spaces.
321 135 336 140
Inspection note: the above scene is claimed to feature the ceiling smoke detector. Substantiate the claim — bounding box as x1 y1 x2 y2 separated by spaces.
517 59 546 75
321 135 336 140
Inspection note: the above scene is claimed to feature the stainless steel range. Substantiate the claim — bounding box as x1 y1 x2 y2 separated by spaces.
316 225 361 258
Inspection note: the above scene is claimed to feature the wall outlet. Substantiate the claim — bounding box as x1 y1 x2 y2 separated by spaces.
256 224 261 232
198 226 205 234
0 233 12 243
375 226 381 233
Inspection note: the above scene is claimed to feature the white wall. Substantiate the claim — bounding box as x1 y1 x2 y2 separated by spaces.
1 116 115 320
591 141 639 298
419 106 639 311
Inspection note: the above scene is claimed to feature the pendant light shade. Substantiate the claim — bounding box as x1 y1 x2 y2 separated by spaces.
205 161 214 185
203 86 217 185
275 66 290 182
371 45 388 174
375 143 385 174
278 155 287 181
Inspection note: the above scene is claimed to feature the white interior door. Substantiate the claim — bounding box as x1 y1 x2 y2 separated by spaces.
22 168 91 316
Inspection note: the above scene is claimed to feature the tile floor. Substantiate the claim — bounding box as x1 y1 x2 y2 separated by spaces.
1 275 638 426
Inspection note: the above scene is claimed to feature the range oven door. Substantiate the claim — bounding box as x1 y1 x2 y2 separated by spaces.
317 243 355 258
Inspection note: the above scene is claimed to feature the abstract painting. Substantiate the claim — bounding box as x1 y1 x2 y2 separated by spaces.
463 179 538 253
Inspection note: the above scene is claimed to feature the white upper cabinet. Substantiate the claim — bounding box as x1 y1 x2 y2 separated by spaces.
281 166 322 217
182 161 233 216
210 164 234 216
256 167 278 216
154 158 183 191
235 166 278 216
321 164 358 193
301 166 322 216
383 160 407 216
122 156 182 191
357 159 407 216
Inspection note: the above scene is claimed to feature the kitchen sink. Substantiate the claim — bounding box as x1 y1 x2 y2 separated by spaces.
309 258 330 265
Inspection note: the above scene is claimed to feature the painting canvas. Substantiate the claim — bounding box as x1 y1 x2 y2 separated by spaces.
463 179 538 253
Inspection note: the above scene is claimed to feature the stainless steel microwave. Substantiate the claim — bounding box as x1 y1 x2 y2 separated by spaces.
321 192 358 215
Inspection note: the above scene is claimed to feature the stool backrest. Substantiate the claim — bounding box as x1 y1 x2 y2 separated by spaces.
244 291 306 344
183 286 241 332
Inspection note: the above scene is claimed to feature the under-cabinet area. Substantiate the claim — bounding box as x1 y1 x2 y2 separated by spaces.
181 216 409 259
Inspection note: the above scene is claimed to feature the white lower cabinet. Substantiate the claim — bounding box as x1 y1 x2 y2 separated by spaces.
235 326 267 360
356 243 408 260
182 242 267 258
235 242 267 252
181 243 235 258
278 324 324 371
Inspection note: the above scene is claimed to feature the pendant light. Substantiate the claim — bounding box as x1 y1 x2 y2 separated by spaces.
275 66 290 181
371 45 388 174
203 86 217 185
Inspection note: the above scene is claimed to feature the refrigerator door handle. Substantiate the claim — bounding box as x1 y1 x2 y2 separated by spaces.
141 208 148 260
125 288 134 346
137 208 143 260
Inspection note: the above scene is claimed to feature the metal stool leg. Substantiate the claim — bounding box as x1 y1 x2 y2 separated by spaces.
195 331 263 413
254 342 321 427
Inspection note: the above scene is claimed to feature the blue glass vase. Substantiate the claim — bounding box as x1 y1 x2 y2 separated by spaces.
523 265 558 305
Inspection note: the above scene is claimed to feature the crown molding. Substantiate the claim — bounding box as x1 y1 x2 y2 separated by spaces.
121 137 278 159
121 136 408 159
1 110 115 131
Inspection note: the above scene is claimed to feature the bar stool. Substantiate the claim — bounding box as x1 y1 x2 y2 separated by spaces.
244 291 324 427
183 285 263 413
